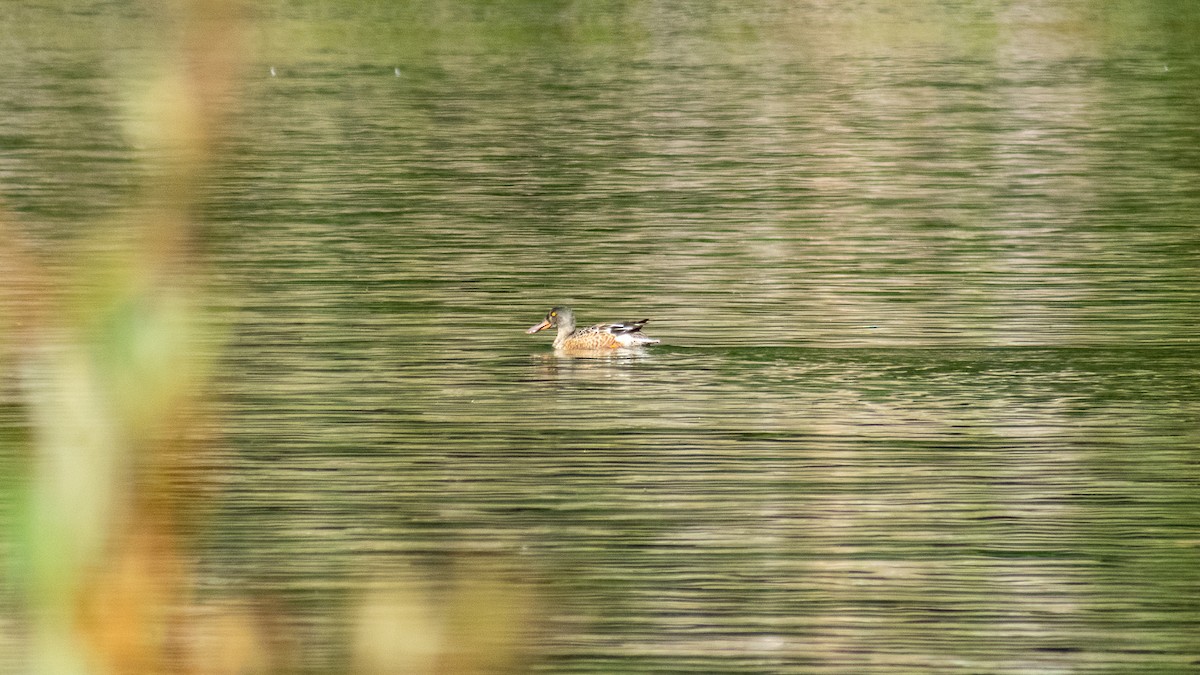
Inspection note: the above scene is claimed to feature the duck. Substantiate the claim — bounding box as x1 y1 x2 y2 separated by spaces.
526 307 660 351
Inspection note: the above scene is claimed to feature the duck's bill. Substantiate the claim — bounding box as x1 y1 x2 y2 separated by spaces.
526 319 552 334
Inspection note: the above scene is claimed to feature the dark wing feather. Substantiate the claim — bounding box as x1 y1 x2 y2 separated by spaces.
606 319 650 335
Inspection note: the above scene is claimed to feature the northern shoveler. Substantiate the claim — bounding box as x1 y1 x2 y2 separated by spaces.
526 307 660 350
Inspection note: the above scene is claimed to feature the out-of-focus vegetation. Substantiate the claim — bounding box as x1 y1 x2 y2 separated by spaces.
0 1 535 673
0 2 245 671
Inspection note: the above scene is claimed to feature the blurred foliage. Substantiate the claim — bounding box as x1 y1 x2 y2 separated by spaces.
1 1 241 669
1 1 536 673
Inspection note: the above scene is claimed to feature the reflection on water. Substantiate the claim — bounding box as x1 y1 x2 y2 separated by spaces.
4 0 1200 672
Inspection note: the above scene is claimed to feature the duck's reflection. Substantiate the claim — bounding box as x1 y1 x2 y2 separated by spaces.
528 347 654 381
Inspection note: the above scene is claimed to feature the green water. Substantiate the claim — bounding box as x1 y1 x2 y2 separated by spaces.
4 1 1200 672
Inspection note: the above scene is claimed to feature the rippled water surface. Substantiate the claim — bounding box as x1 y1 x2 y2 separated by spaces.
5 1 1200 672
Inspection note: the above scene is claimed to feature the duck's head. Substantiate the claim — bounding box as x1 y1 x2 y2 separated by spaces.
526 306 573 334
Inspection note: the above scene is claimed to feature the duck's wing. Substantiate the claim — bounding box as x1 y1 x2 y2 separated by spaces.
600 320 660 346
601 319 650 336
559 320 658 350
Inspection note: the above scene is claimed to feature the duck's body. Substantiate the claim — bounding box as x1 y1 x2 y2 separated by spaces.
526 307 659 351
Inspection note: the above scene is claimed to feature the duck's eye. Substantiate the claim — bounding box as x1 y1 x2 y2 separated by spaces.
550 311 557 317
